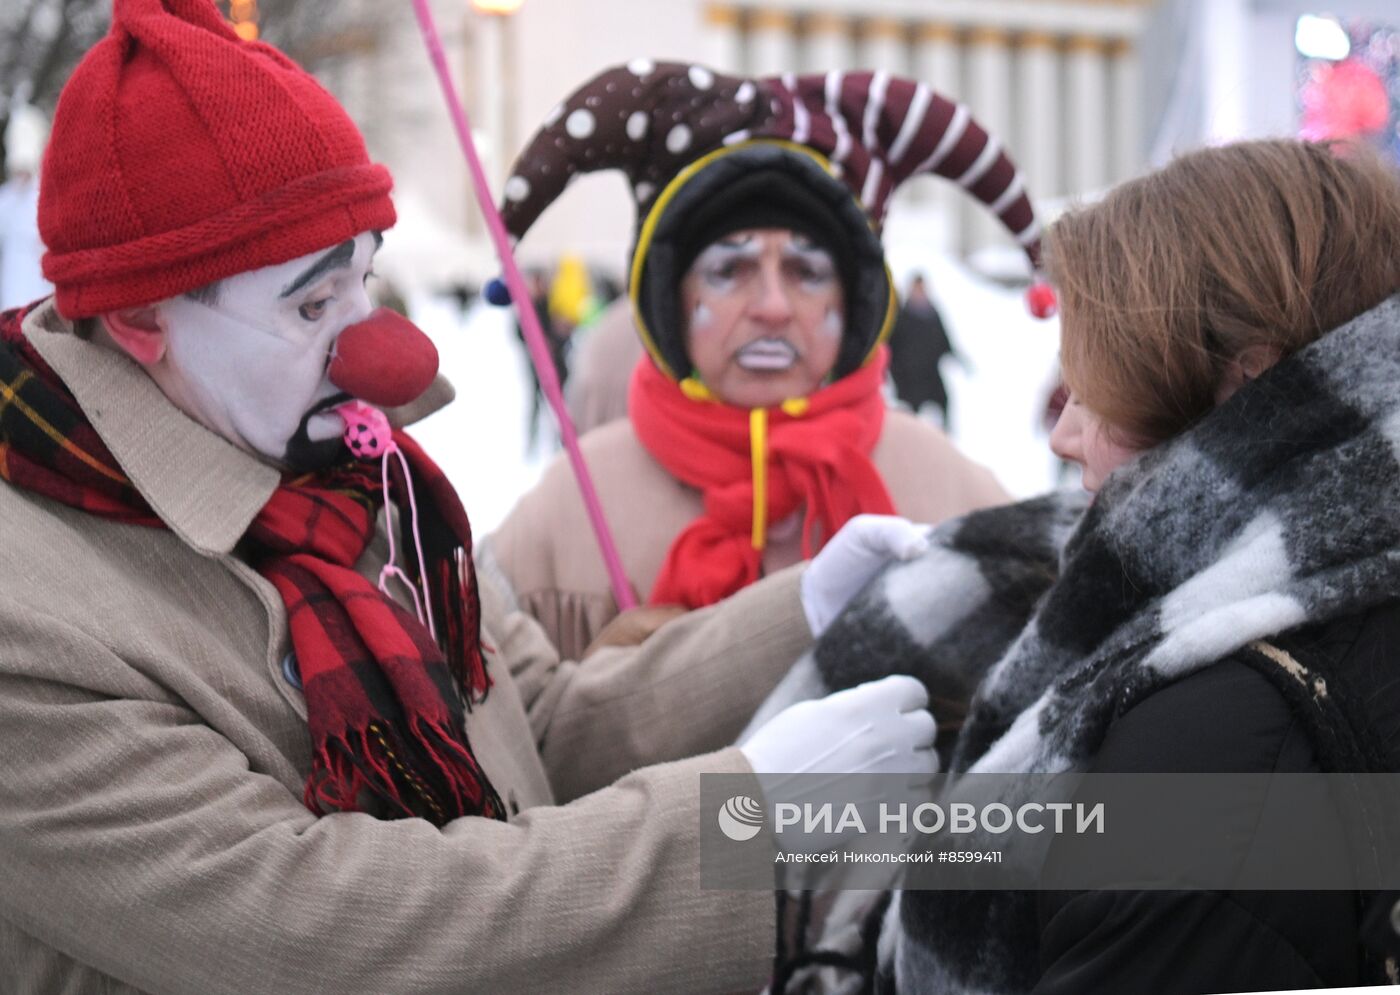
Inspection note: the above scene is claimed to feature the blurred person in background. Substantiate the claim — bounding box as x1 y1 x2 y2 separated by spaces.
513 265 565 450
0 102 53 309
547 251 595 333
888 272 961 427
485 61 1058 662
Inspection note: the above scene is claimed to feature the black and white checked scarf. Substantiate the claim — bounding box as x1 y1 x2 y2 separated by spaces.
757 292 1400 994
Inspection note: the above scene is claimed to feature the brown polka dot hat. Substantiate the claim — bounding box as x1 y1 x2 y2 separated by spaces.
498 59 1051 381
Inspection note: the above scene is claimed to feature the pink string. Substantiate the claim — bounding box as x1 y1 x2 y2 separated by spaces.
378 442 436 639
409 0 637 611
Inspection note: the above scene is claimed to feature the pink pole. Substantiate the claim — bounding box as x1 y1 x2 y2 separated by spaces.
409 0 637 610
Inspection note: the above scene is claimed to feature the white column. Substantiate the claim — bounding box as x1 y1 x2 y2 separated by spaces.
914 22 959 92
965 25 1013 254
857 16 909 74
1109 37 1143 183
1015 30 1060 201
801 11 852 73
476 13 506 192
747 9 798 77
1201 0 1250 143
912 22 962 253
1065 35 1109 198
701 2 744 74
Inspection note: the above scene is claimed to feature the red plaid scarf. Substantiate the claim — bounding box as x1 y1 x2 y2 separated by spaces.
0 305 503 826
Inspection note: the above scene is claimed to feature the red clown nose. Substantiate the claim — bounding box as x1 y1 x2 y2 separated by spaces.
328 308 440 408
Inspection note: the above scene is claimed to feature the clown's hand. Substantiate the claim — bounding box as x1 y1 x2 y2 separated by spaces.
739 676 939 856
800 515 932 637
740 675 937 777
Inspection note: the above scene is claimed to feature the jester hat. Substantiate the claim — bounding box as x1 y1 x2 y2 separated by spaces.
499 59 1051 382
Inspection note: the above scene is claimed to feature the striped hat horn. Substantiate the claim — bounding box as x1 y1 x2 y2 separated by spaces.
751 70 1046 274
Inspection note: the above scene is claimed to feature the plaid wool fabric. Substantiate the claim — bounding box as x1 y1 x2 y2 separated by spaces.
0 306 160 524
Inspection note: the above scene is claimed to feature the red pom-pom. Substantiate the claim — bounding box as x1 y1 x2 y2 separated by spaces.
328 308 440 407
1026 282 1058 319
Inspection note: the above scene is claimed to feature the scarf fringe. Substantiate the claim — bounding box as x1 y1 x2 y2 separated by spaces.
306 715 504 825
436 550 491 704
393 433 491 705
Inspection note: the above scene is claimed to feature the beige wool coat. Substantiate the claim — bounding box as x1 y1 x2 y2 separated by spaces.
0 301 813 994
487 406 1009 661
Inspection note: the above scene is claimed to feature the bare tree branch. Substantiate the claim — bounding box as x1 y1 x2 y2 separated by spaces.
0 0 389 111
0 0 48 101
0 0 390 175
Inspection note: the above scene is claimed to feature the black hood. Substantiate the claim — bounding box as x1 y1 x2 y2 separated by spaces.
628 141 893 383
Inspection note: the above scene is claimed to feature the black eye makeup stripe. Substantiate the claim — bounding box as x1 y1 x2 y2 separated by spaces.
279 239 356 299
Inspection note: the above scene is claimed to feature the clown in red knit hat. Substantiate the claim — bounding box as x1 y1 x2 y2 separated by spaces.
0 5 951 991
488 60 1054 663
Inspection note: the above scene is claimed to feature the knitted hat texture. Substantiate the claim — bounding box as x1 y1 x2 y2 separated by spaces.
39 0 396 318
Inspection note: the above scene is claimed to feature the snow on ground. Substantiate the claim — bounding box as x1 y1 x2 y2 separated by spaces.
408 250 1067 536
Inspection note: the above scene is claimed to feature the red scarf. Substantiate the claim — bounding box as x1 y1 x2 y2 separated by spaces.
0 305 502 826
629 347 895 608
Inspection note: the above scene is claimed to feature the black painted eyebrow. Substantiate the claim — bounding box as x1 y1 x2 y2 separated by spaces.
279 239 357 299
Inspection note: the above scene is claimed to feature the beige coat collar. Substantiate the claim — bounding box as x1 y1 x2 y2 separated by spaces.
21 299 281 557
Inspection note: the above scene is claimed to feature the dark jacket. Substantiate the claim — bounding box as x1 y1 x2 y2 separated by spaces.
887 300 955 413
1034 600 1400 993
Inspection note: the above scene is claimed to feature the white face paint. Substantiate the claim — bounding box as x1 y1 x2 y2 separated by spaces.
691 237 763 294
142 231 381 470
735 337 798 371
679 228 845 408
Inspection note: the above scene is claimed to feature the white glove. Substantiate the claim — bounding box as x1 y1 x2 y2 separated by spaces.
740 674 937 776
739 675 939 857
800 514 933 636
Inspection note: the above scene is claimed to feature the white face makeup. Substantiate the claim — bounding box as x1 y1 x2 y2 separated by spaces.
137 230 381 470
679 228 845 408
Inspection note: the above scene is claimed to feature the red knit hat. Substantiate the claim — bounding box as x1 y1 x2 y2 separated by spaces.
39 0 396 319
